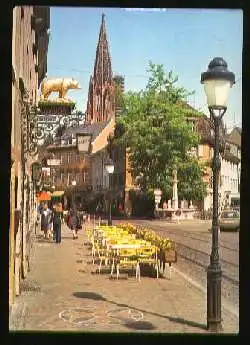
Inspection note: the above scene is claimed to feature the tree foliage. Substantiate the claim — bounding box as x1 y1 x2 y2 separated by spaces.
115 61 207 201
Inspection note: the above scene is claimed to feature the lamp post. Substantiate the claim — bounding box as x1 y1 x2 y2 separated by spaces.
72 180 76 207
201 57 235 332
104 158 115 226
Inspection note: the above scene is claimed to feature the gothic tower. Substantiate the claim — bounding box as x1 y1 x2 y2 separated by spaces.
86 14 116 124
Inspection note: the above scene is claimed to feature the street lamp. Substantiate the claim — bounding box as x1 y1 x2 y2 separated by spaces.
201 57 235 332
72 180 76 206
104 158 115 226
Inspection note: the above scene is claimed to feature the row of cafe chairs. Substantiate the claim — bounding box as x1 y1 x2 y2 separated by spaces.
86 225 159 281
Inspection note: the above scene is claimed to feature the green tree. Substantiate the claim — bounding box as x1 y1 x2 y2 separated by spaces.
177 159 208 201
115 61 207 201
113 75 125 114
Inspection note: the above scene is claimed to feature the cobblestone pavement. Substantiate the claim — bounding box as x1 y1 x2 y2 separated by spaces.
10 223 238 333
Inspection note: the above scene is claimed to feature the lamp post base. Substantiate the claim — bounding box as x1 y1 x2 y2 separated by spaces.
108 219 112 226
207 263 223 332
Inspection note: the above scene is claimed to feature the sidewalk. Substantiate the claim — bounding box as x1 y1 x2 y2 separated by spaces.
9 223 238 333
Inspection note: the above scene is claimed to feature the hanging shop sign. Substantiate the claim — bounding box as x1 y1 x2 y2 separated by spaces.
47 159 61 166
76 133 92 154
31 162 42 182
37 114 61 124
42 167 51 176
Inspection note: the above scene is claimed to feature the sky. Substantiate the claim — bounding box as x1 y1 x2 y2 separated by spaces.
47 7 242 131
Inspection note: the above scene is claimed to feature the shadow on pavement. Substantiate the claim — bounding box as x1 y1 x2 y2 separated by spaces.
167 316 207 330
124 320 156 330
72 291 207 331
73 291 106 301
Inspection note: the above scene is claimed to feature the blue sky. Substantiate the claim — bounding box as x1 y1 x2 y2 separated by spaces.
47 7 242 130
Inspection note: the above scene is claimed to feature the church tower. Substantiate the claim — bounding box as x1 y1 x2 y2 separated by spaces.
86 14 115 124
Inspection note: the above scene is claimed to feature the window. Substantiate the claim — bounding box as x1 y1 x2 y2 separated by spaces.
198 145 203 158
210 148 214 159
61 153 67 165
76 172 81 184
68 152 72 164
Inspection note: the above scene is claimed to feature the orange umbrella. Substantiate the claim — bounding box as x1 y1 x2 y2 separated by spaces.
37 191 51 202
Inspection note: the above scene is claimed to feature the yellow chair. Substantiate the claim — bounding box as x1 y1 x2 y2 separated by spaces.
97 244 110 273
137 245 159 279
111 248 140 280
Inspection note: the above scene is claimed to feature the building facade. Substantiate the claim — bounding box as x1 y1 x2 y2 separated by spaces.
45 118 115 208
10 5 50 307
220 127 241 209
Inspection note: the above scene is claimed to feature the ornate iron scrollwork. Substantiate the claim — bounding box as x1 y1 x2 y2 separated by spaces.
22 101 85 156
27 104 39 156
36 111 85 140
59 112 85 128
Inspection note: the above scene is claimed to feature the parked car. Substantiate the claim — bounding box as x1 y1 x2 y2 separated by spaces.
219 210 240 232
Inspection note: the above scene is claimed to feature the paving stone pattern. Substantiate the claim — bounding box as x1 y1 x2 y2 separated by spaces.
10 224 238 333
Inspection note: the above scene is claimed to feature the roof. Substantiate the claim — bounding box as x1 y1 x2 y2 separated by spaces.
61 119 111 140
222 150 240 164
226 126 242 148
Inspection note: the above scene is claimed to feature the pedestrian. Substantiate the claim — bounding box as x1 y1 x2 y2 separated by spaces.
41 203 52 239
47 210 53 240
68 205 81 240
52 202 63 244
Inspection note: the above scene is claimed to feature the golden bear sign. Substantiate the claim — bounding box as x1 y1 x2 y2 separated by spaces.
40 77 81 101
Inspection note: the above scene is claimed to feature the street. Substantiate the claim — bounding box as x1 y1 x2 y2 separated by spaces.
126 219 239 316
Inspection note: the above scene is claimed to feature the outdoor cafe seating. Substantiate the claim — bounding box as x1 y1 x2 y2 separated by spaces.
86 225 160 281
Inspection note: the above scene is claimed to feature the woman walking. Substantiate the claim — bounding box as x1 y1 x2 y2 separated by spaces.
52 202 63 244
68 205 81 240
41 203 52 239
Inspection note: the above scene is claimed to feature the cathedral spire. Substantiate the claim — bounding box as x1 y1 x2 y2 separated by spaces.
86 15 115 124
93 13 112 84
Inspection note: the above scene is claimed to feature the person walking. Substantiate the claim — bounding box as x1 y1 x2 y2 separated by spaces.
41 203 52 239
68 205 81 240
52 202 63 244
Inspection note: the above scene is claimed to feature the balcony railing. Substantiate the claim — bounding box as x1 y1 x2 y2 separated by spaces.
60 161 90 170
